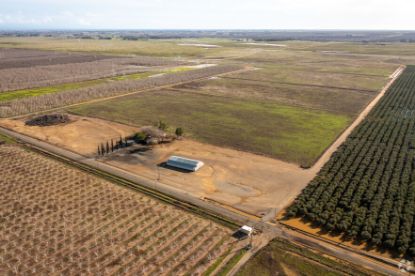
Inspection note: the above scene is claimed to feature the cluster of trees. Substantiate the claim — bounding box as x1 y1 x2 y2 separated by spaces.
0 65 240 118
97 137 131 156
156 119 183 137
97 124 184 156
286 66 415 255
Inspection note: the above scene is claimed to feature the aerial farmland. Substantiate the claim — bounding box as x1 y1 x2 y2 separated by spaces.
0 37 409 216
1 32 415 275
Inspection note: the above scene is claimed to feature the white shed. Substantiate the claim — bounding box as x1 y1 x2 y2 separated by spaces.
166 156 204 172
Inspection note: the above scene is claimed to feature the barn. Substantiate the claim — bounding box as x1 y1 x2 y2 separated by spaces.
166 156 204 172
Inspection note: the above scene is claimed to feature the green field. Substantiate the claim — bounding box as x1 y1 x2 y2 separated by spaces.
70 90 349 166
237 238 381 276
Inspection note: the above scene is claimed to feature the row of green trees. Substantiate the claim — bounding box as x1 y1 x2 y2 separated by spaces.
286 66 415 255
97 137 130 156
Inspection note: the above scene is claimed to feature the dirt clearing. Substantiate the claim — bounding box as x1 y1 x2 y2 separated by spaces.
0 115 313 216
0 115 137 155
104 138 313 216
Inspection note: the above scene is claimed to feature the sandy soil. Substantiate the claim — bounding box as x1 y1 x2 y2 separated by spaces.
0 115 312 217
0 115 138 156
104 138 313 217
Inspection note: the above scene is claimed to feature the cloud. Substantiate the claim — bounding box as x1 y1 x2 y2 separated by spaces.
0 0 414 30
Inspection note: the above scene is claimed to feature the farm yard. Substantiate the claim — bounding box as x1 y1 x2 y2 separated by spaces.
0 144 235 275
284 66 415 256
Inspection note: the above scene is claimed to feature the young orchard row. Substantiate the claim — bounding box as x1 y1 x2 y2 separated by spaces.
0 145 233 275
0 65 240 118
0 56 179 92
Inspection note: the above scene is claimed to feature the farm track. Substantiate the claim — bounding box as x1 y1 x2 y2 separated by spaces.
221 75 379 94
309 65 405 174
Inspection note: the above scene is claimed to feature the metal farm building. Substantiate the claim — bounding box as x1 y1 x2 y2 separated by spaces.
166 156 204 172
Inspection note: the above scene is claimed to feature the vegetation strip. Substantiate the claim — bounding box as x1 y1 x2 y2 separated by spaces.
285 65 415 256
217 248 248 276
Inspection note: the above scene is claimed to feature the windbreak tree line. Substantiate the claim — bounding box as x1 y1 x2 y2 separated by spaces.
286 65 415 255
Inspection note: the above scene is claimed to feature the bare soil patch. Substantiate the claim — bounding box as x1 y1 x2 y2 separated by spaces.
0 115 137 156
103 138 313 216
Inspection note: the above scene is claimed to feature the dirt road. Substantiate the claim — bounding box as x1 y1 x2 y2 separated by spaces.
309 65 405 174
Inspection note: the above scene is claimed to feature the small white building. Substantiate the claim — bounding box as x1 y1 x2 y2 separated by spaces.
239 225 254 236
166 156 204 172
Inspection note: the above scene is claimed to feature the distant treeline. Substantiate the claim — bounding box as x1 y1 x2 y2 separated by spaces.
2 30 415 42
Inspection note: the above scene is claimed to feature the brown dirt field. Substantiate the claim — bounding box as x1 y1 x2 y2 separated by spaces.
104 138 313 217
0 144 234 275
0 115 313 217
0 115 137 156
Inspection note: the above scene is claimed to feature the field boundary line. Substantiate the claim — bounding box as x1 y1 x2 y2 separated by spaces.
221 75 379 94
279 222 409 274
309 65 405 174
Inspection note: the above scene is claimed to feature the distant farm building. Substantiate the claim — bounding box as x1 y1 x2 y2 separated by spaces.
166 156 204 172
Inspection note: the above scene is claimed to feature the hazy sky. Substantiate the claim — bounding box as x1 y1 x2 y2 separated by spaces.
1 0 414 30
